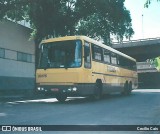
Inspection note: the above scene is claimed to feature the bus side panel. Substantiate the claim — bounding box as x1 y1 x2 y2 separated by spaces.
91 61 138 94
91 61 123 93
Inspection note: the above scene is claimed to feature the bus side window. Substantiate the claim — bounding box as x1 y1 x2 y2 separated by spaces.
92 44 102 61
119 56 132 70
132 61 137 71
117 55 120 65
84 42 91 68
111 53 117 65
103 49 111 63
119 56 127 68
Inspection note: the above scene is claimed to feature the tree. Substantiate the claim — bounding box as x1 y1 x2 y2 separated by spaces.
0 0 134 44
0 0 81 67
75 0 134 45
147 56 160 71
145 0 160 8
0 0 77 43
0 0 134 66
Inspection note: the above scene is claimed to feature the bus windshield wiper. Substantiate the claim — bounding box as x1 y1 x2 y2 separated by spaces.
44 62 50 70
64 52 69 69
64 63 68 69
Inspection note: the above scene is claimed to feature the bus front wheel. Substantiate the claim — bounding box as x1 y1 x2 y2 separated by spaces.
56 94 67 102
93 81 102 100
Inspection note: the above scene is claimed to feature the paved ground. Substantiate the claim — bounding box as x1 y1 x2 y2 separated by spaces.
0 89 160 134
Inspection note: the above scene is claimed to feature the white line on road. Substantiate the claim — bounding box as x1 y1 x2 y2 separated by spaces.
7 97 85 104
7 98 58 104
0 113 7 117
134 89 160 93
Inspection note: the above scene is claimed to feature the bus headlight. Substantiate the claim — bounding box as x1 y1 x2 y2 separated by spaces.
37 87 41 91
67 87 77 92
37 87 44 91
72 87 77 92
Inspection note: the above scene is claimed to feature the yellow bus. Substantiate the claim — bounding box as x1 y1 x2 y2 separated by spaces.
36 36 138 102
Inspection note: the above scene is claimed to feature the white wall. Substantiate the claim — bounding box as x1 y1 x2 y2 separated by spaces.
0 20 35 90
0 20 34 54
0 58 35 78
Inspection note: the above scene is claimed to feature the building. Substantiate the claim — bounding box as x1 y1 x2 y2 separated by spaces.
0 20 35 93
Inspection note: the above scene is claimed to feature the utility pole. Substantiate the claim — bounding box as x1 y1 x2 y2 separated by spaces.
142 14 144 39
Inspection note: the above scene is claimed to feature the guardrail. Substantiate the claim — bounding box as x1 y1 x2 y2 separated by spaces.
112 37 160 45
137 62 158 73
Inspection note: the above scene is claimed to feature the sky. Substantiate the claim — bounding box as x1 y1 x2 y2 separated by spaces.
124 0 160 40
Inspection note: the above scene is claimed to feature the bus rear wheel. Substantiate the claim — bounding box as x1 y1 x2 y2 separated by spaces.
122 82 129 95
122 82 132 95
56 94 67 102
128 82 132 94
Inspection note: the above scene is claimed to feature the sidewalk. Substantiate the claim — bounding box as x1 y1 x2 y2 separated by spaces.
0 89 46 102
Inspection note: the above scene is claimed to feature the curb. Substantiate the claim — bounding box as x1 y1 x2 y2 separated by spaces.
0 89 43 102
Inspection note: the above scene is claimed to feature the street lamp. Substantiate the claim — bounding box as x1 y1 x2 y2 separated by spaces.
142 14 144 39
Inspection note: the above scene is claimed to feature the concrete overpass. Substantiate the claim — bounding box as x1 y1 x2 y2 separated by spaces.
112 37 160 89
112 37 160 61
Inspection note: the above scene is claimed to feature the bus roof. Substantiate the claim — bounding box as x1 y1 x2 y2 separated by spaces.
41 36 136 62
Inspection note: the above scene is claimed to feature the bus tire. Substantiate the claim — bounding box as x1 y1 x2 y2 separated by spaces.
56 94 67 102
93 81 102 100
122 82 129 95
128 82 132 94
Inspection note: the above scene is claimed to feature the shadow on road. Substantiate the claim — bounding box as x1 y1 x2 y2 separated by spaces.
5 93 135 105
62 93 134 104
1 89 160 105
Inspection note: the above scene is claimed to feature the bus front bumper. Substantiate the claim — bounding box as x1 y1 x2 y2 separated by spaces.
36 84 95 96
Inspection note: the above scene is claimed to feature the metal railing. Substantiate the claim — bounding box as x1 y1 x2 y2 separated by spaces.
112 37 160 45
137 62 158 73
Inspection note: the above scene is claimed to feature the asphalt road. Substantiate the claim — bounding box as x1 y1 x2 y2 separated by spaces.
0 89 160 134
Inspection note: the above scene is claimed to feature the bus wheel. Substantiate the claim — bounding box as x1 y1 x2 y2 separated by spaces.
128 82 132 94
56 94 67 102
122 82 129 95
93 81 102 100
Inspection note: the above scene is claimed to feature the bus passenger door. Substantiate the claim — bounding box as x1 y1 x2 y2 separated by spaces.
83 42 92 83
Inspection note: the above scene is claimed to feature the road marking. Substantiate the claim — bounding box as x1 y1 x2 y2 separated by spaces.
134 89 160 93
6 97 85 104
7 98 58 104
0 113 7 117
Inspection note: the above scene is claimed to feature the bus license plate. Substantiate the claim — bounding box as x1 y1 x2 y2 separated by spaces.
51 88 59 92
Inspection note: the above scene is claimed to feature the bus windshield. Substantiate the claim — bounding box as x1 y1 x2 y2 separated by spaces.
39 40 82 69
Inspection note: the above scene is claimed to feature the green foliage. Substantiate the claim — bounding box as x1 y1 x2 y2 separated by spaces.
147 56 160 71
154 57 160 71
76 0 134 44
0 0 134 45
145 0 160 8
